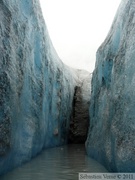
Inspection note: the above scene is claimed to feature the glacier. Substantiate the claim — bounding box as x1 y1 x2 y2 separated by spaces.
3 0 135 175
0 0 81 175
86 0 135 172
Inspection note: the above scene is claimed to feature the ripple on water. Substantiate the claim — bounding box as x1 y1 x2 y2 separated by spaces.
0 144 108 180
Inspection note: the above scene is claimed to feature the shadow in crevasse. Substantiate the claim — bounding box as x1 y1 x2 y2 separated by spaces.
68 85 90 144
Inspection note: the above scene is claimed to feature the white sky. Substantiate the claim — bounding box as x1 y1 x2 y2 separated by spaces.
39 0 121 73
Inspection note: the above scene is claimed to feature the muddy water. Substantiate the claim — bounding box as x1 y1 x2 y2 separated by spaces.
0 144 107 180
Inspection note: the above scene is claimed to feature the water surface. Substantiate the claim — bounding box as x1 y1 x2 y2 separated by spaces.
1 144 107 180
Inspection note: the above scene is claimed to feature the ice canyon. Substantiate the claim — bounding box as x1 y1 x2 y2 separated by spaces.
0 0 135 176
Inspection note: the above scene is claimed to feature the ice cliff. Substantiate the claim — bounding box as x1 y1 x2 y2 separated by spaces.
86 0 135 172
0 0 78 175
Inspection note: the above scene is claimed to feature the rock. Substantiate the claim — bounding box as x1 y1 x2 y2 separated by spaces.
0 0 76 175
86 0 135 172
68 70 91 144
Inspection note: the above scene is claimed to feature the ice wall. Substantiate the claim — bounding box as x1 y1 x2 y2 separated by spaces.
86 0 135 172
0 0 76 175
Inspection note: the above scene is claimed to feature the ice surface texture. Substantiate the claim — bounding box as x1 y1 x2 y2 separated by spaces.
86 0 135 172
0 0 76 175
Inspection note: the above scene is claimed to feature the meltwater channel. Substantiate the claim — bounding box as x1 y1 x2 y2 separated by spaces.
0 144 107 180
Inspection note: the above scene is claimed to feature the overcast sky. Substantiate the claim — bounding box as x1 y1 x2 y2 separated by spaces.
39 0 121 73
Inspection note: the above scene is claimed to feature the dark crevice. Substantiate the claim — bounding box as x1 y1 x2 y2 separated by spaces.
68 85 90 144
